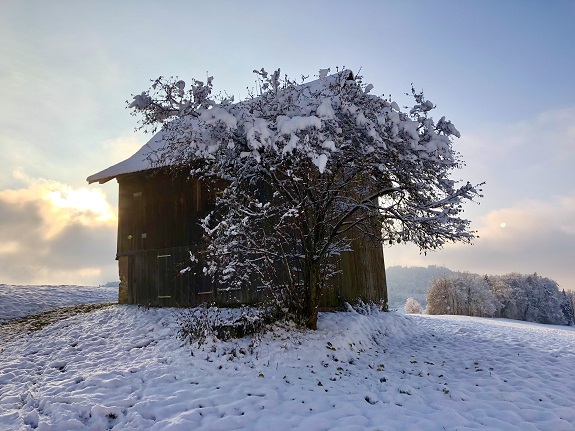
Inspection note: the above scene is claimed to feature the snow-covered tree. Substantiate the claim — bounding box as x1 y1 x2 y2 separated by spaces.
455 272 499 317
426 275 458 315
427 271 567 324
484 274 513 318
561 290 575 325
426 273 497 317
128 67 483 329
404 297 423 314
530 275 566 325
486 273 567 325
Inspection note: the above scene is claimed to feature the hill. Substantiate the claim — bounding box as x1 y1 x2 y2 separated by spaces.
0 284 117 322
385 265 460 309
1 285 574 430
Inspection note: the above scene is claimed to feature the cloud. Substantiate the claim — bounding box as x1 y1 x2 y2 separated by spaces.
0 131 144 286
0 20 144 191
475 197 575 244
535 108 575 162
0 172 118 286
386 197 575 290
461 107 575 161
457 107 575 202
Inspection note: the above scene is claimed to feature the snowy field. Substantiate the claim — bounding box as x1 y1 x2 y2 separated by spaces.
0 285 117 322
1 287 575 430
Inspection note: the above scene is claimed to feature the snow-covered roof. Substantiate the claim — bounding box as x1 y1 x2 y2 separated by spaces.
87 131 166 184
87 70 353 184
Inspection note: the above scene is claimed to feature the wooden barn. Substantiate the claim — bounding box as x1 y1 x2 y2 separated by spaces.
88 133 388 309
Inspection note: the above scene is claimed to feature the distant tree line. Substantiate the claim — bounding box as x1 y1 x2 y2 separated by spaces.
424 272 575 326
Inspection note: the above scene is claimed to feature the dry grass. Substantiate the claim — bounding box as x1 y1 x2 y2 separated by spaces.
0 303 116 339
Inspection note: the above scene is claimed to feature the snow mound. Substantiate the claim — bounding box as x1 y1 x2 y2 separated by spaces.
0 284 117 322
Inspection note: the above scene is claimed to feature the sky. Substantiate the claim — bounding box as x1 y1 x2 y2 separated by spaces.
0 0 574 290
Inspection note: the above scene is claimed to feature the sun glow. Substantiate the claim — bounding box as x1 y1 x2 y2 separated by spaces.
40 184 117 238
46 187 114 222
0 241 21 254
1 171 117 239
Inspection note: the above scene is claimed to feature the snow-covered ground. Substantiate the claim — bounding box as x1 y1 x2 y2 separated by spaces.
0 285 117 322
1 287 574 430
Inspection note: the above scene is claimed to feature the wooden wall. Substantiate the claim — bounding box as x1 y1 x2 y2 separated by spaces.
116 170 387 309
324 236 388 309
117 171 211 255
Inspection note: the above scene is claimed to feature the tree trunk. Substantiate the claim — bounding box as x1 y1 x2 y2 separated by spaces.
304 262 321 330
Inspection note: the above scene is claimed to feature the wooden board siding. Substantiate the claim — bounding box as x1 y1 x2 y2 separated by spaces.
323 237 388 309
118 255 129 304
128 247 207 306
117 171 212 255
117 171 215 306
116 170 387 309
